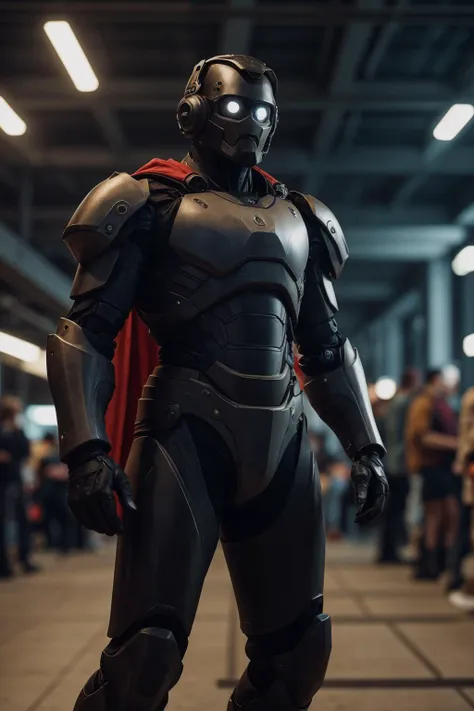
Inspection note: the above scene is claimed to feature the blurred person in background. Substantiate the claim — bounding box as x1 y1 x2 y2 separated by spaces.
31 430 56 464
367 382 377 406
309 432 330 474
449 385 474 609
438 367 466 591
370 386 391 444
30 432 57 544
377 368 420 564
37 433 76 554
0 395 39 578
310 432 348 541
323 457 351 541
406 369 459 580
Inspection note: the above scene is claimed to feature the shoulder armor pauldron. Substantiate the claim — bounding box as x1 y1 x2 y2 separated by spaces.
289 191 348 279
63 172 150 264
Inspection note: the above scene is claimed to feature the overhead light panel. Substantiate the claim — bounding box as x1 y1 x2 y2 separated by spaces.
0 97 27 136
0 335 47 379
0 332 41 363
21 350 48 380
44 21 99 92
433 104 474 142
452 245 474 276
463 334 474 358
26 405 57 427
374 377 397 401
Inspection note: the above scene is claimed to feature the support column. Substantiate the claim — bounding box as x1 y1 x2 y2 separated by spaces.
408 312 426 373
372 320 386 381
18 169 33 241
358 291 422 383
426 257 453 368
15 368 29 404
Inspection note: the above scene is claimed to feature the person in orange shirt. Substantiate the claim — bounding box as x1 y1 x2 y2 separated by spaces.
405 370 459 579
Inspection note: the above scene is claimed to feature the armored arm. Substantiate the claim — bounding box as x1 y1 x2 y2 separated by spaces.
291 192 384 461
47 172 152 464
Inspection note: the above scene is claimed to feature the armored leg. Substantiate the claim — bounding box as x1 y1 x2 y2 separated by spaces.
228 608 331 711
222 419 331 710
74 627 182 711
73 417 221 710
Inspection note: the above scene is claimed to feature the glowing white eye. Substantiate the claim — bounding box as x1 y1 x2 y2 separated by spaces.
226 100 241 115
254 106 268 122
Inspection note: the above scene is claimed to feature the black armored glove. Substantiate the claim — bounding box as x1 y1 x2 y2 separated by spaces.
351 450 389 526
67 454 136 536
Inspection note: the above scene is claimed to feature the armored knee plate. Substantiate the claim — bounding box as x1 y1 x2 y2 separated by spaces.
229 613 332 711
73 627 182 711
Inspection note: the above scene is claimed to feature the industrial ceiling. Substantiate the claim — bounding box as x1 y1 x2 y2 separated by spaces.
1 0 474 350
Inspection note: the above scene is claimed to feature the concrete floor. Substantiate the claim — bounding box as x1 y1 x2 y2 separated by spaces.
1 542 474 711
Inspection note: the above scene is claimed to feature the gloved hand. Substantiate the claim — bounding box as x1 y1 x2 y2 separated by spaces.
67 454 136 536
351 450 389 526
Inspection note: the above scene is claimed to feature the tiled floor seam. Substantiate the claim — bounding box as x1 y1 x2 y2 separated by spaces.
23 627 104 711
456 688 474 710
330 615 463 623
387 622 442 679
326 567 373 617
216 678 474 689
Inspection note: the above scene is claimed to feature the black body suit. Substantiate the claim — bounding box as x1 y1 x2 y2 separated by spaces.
47 55 388 711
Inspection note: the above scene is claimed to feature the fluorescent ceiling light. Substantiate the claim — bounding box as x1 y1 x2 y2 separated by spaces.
374 377 397 401
0 331 41 363
0 97 27 136
463 334 474 358
21 350 47 380
26 405 57 427
44 21 99 92
452 245 474 276
433 104 474 142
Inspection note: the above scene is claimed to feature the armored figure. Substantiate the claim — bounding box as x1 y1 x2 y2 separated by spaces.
47 55 388 711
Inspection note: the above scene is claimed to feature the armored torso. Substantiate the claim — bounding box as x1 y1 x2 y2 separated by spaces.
138 189 309 391
58 165 350 498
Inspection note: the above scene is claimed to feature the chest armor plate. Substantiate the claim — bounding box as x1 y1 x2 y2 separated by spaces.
171 191 308 278
142 191 309 336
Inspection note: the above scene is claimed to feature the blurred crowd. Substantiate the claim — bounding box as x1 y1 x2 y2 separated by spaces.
307 364 474 613
1 366 474 616
0 395 99 581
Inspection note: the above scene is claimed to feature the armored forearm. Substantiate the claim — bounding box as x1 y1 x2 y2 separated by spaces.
47 318 115 462
46 172 153 464
302 339 385 460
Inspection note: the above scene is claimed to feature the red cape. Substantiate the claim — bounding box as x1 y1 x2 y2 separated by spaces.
294 352 304 389
105 158 279 468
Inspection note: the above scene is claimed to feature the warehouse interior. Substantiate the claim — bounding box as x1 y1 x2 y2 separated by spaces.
0 2 474 710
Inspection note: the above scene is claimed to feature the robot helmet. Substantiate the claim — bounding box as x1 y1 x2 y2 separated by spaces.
177 54 278 167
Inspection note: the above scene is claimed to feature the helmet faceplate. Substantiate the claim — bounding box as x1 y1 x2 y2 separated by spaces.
178 55 278 167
